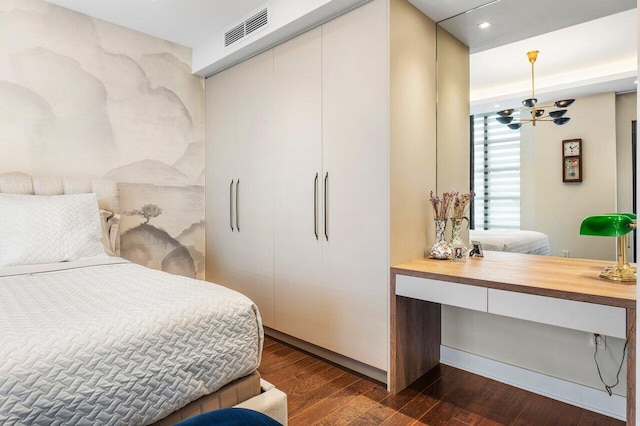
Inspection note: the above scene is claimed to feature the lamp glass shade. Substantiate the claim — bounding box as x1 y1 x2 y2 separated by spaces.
522 98 537 108
497 109 514 117
496 116 514 124
549 109 567 118
507 123 522 130
534 109 545 118
580 214 636 237
555 99 575 108
553 117 570 125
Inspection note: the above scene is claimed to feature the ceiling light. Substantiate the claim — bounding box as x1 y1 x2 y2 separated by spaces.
478 22 492 29
495 51 575 130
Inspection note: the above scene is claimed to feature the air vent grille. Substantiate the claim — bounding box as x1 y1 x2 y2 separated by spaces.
224 5 270 48
246 8 269 35
225 23 245 47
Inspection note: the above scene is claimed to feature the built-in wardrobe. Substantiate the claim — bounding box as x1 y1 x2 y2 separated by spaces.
205 0 437 374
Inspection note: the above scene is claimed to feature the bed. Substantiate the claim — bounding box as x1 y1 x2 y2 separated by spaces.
469 229 551 255
0 174 287 425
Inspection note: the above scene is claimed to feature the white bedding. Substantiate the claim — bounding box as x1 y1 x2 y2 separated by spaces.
470 229 551 255
0 258 263 425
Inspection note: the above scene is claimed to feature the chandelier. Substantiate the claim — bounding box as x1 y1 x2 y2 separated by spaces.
495 50 575 130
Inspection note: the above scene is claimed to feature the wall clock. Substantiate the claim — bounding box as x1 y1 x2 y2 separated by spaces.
562 138 582 183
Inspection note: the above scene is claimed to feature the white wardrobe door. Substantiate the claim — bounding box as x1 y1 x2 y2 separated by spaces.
233 50 276 327
205 66 238 290
273 28 325 339
321 0 390 370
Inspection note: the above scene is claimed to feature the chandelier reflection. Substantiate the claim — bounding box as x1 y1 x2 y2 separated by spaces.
496 51 575 130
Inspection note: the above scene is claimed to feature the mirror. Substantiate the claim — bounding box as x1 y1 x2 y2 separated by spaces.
435 0 637 260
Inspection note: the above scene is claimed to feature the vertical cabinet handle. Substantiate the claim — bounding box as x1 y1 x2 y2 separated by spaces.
324 172 328 241
314 173 319 240
230 180 235 232
236 179 240 232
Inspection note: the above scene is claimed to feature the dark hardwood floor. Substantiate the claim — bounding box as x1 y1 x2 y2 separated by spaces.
259 336 625 426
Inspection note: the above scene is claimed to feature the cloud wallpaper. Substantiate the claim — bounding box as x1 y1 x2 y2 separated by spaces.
0 0 205 278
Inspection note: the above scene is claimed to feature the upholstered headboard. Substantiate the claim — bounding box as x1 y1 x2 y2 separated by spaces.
0 173 120 213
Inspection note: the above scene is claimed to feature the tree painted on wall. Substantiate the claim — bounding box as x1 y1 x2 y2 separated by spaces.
128 204 163 224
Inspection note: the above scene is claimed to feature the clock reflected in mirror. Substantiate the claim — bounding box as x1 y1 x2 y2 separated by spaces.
564 157 580 180
562 139 582 183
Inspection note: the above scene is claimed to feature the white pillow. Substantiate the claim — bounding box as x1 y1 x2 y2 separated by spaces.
0 193 106 267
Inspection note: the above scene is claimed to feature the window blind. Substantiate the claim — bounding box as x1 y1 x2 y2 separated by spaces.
471 113 520 230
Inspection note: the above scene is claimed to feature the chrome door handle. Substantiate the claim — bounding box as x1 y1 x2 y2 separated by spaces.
230 180 235 232
324 172 328 241
314 173 319 240
236 179 240 232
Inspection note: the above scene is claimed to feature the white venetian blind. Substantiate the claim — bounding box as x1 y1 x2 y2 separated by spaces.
472 112 520 230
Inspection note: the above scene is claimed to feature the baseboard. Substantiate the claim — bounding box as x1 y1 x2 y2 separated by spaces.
264 327 387 384
440 345 626 421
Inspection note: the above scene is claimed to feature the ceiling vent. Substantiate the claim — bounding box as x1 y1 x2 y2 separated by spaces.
225 23 245 47
224 5 270 48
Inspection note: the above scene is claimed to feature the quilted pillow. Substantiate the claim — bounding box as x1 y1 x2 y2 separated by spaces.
0 193 106 267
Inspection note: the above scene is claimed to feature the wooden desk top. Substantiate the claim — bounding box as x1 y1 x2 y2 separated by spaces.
392 252 637 309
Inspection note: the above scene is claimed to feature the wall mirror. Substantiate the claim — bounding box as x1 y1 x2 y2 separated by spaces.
431 0 637 260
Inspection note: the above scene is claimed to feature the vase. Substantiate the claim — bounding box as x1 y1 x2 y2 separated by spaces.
449 217 469 252
429 219 452 259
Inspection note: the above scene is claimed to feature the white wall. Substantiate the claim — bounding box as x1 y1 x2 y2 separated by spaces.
520 92 618 260
390 0 437 265
617 92 637 260
436 27 471 244
442 307 627 396
616 92 637 217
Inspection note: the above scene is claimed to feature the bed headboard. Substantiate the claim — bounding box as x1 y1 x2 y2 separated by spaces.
0 173 120 213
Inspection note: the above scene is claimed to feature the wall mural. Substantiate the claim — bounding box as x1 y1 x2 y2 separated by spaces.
0 0 205 278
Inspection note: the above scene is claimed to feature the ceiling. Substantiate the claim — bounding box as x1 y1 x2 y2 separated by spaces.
407 0 637 114
43 0 269 49
410 0 636 53
406 0 490 23
42 0 637 109
51 0 628 52
470 9 637 114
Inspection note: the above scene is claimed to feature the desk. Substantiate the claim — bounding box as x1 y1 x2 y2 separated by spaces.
389 252 636 424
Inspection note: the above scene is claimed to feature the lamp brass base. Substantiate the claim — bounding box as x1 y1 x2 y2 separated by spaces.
599 263 637 282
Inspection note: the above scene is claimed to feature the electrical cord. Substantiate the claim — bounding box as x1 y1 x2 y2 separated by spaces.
593 324 633 396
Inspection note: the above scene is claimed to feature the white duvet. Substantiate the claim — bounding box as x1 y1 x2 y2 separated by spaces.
0 258 263 425
469 229 551 255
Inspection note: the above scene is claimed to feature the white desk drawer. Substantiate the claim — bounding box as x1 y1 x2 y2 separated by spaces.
488 289 627 339
396 274 487 312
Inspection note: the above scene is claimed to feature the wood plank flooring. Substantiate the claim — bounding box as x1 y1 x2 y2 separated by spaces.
259 336 625 426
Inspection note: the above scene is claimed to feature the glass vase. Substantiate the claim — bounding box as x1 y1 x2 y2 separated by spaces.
429 219 452 259
449 217 469 252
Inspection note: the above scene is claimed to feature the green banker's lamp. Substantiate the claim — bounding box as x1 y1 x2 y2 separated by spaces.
580 213 637 282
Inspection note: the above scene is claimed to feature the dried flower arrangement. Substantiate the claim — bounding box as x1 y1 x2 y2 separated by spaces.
452 191 475 218
429 190 455 220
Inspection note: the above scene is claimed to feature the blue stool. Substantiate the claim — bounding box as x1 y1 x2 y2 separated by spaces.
174 408 282 426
